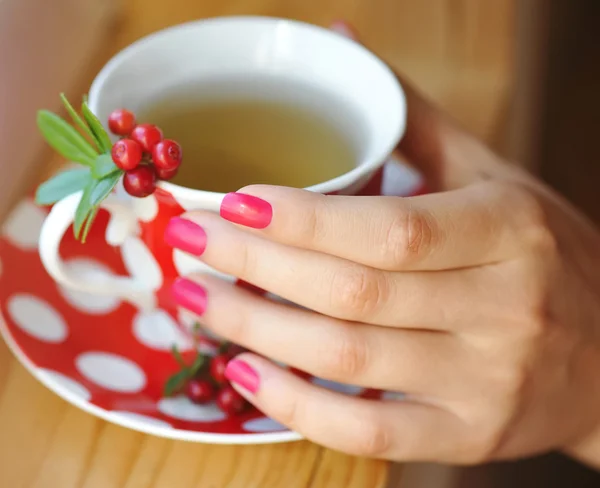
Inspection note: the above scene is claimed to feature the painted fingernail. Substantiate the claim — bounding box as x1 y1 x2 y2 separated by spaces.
171 278 207 316
224 359 260 394
164 217 207 256
220 193 273 229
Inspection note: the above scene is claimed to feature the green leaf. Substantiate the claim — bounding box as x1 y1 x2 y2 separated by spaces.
34 168 91 205
188 353 206 378
71 168 121 242
163 370 189 397
171 345 187 369
81 101 112 153
91 153 119 179
90 171 121 207
80 206 99 244
73 180 96 240
60 93 98 149
37 110 98 165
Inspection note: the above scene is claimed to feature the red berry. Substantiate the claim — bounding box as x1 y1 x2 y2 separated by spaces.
155 165 179 181
108 109 136 136
210 354 229 384
185 379 214 404
123 166 157 198
152 139 182 170
216 386 247 414
131 124 163 153
111 139 142 170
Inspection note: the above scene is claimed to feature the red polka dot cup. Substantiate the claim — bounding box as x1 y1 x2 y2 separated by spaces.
38 17 406 320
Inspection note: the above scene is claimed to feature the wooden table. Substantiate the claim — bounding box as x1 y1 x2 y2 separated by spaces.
0 0 518 486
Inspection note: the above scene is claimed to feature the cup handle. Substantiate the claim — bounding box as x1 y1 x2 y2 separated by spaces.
39 191 154 303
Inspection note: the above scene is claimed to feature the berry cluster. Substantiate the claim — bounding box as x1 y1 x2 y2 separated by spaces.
107 109 182 198
166 341 249 415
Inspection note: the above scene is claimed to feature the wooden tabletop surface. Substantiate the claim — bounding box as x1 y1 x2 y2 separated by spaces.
0 0 515 486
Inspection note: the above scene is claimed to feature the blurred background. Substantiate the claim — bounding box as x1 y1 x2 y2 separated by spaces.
1 0 598 486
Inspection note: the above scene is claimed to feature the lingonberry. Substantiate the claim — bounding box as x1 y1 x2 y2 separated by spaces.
123 165 157 198
216 386 247 414
152 139 182 171
210 354 229 385
155 166 179 181
131 123 163 153
185 379 214 404
108 109 136 136
111 139 142 170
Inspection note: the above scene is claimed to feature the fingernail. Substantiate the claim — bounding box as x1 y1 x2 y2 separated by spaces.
220 193 273 229
171 278 207 316
330 20 357 40
224 359 260 394
165 217 207 256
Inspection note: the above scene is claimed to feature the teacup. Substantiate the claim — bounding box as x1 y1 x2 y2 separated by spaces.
38 16 406 314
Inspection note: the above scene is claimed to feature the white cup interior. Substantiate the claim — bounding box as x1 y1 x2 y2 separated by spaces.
89 16 406 199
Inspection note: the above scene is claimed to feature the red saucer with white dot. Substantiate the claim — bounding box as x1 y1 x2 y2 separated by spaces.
0 159 421 444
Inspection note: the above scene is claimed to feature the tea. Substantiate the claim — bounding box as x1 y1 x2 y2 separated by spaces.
138 80 359 193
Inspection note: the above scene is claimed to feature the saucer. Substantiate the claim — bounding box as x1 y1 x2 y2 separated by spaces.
0 159 422 444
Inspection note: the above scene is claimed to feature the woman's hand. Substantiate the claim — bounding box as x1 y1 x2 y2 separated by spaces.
164 24 600 467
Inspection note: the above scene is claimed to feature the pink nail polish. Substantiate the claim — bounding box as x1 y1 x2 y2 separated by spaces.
171 278 207 316
220 193 273 229
164 217 207 256
224 359 260 394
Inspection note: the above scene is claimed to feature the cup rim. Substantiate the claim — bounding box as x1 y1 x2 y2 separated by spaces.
89 15 406 199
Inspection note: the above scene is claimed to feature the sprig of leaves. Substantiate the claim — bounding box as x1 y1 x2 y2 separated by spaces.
35 94 122 242
164 345 207 397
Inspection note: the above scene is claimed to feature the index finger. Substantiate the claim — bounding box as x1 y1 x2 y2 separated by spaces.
220 181 529 271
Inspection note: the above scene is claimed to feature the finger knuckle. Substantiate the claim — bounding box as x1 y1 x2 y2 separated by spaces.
234 241 258 280
491 182 556 253
329 265 387 317
383 205 438 267
215 300 251 344
275 395 302 431
320 327 369 380
281 195 329 246
300 198 329 244
352 419 392 458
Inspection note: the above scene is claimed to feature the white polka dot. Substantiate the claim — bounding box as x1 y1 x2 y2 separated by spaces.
157 396 227 422
57 258 122 314
243 417 288 432
111 411 172 429
121 236 163 291
173 250 234 283
310 377 363 395
38 369 91 401
381 391 406 401
2 200 47 249
7 294 68 343
133 309 192 350
76 352 146 393
132 194 158 222
105 209 137 246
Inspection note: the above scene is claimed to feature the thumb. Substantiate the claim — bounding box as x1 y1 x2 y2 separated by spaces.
330 20 505 190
